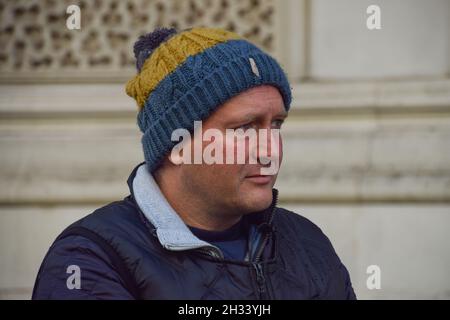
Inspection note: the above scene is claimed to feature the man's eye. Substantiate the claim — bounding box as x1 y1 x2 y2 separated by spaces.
234 123 253 131
272 119 284 128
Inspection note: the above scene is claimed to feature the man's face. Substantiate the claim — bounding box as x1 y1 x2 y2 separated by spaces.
175 85 287 216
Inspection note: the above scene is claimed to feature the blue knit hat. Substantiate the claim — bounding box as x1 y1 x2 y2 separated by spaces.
126 27 292 173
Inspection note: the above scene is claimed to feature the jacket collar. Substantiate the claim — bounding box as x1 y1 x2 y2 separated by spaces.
126 162 278 252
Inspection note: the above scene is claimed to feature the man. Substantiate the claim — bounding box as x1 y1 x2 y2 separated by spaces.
32 27 356 299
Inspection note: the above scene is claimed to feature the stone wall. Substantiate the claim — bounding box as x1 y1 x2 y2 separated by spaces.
0 0 449 299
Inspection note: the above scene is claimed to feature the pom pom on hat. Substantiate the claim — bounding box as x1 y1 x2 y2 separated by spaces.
133 27 178 72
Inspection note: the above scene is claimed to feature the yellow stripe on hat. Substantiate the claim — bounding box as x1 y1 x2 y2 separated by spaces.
126 27 243 110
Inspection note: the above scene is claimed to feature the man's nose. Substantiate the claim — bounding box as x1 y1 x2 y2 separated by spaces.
254 128 281 166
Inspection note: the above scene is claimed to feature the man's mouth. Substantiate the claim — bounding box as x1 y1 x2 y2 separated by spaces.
245 174 273 184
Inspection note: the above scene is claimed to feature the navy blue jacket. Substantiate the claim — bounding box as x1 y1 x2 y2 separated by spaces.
32 162 356 300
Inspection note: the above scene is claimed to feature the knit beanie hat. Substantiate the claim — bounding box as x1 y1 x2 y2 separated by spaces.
126 26 292 173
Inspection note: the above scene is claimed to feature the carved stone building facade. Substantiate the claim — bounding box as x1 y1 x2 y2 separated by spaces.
0 0 449 299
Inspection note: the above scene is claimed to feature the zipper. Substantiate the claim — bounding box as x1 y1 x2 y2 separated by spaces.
252 262 267 299
252 189 279 262
253 228 270 262
250 189 279 299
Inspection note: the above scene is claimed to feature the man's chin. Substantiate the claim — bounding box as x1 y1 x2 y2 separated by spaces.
239 181 274 213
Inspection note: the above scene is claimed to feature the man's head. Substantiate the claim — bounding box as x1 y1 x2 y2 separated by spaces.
126 27 292 225
159 84 287 218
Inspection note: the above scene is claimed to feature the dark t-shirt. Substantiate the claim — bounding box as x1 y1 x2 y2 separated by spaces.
188 217 249 260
